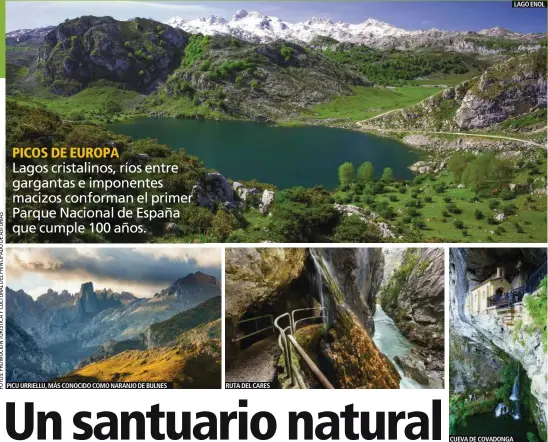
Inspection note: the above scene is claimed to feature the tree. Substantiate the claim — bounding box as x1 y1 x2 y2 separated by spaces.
100 100 122 116
381 167 394 182
338 162 355 186
331 216 383 243
447 152 473 184
463 153 514 192
356 161 374 184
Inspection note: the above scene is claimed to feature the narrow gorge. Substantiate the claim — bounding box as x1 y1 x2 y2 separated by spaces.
224 247 444 389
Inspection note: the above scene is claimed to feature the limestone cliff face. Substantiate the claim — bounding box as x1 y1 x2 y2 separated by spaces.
311 248 384 335
310 248 400 388
369 50 546 133
450 248 547 437
6 318 59 382
381 248 445 351
455 51 546 129
379 248 445 388
225 248 307 320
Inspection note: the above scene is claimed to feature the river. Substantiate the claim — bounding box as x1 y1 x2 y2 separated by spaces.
372 304 425 389
106 118 420 189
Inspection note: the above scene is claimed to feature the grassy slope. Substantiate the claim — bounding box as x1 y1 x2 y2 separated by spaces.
309 85 440 120
334 163 547 243
10 85 144 123
148 296 221 346
57 320 222 388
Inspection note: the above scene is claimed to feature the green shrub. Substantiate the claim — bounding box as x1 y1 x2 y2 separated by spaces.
280 45 294 61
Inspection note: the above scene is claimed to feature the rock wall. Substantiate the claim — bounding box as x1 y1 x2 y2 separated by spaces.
310 248 400 388
311 248 384 334
6 318 58 382
381 248 445 350
379 248 445 388
369 50 546 133
225 248 307 321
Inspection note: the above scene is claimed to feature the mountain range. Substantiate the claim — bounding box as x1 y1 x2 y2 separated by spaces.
7 10 544 58
164 9 543 51
6 272 221 382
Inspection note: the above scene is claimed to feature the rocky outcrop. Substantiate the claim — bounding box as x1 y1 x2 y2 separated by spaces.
455 52 546 129
225 248 307 320
233 182 260 201
6 318 58 382
369 50 546 133
38 16 188 94
333 204 395 239
192 172 235 210
259 190 275 215
380 248 445 388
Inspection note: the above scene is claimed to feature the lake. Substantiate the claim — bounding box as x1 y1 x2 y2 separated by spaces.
107 118 420 189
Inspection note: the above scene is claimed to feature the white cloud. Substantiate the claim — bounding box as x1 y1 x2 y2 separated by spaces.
6 1 230 32
6 247 221 298
132 247 222 267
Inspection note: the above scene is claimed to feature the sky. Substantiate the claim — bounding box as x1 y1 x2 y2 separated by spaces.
6 1 547 33
6 247 222 298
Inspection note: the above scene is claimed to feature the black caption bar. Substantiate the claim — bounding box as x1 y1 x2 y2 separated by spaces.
449 436 516 442
512 1 547 7
6 382 173 389
225 382 273 389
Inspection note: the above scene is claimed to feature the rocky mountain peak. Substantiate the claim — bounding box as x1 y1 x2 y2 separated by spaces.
155 272 220 303
36 289 74 309
75 282 99 315
233 9 250 21
181 271 218 287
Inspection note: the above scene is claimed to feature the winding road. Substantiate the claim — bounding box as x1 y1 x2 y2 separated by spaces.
357 112 546 148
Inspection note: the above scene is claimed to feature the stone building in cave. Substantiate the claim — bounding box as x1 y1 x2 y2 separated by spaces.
467 267 512 315
465 253 546 327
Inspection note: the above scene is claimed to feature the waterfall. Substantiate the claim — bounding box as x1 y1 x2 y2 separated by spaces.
310 250 329 326
509 367 521 420
495 402 509 417
355 248 370 303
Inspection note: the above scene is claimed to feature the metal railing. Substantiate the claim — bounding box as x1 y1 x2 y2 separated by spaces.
274 307 333 389
487 287 526 309
487 261 547 310
526 259 547 295
232 314 274 342
292 307 328 332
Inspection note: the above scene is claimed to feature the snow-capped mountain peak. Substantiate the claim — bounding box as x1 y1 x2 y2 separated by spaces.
162 10 534 48
233 9 251 21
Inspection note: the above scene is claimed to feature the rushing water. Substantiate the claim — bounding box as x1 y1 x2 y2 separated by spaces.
373 305 425 389
106 118 421 189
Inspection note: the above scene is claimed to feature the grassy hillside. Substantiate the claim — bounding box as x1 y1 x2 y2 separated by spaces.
148 296 221 346
366 50 547 134
309 85 440 120
8 17 370 122
57 319 221 388
322 44 488 85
